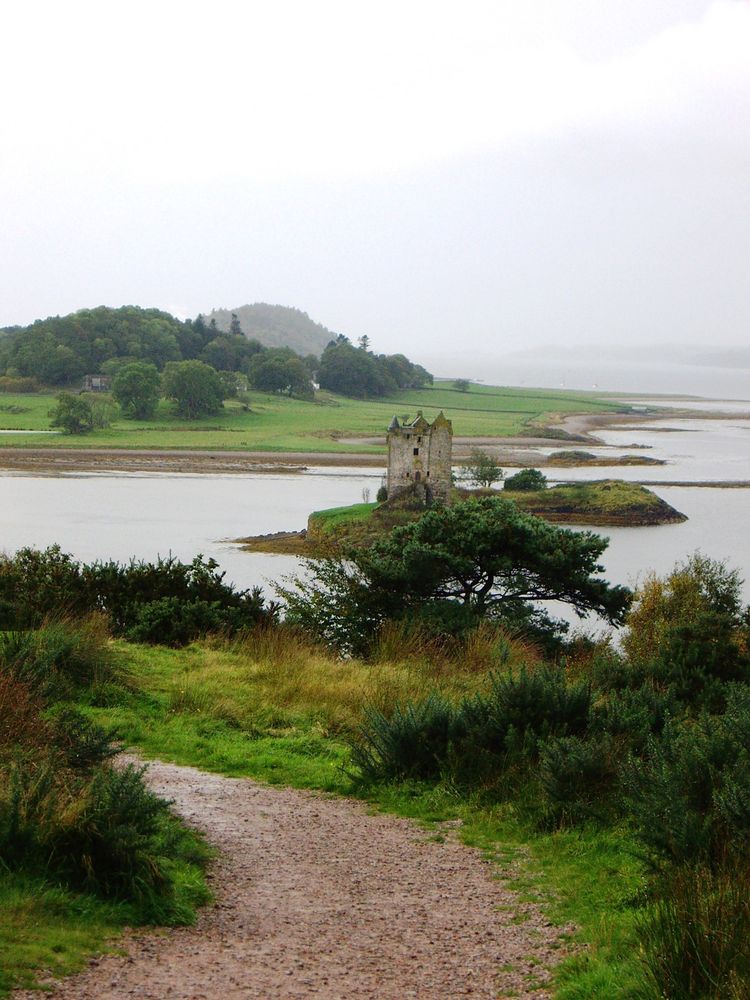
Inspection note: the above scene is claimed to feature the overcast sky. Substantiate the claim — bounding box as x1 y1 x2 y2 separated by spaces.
2 0 749 362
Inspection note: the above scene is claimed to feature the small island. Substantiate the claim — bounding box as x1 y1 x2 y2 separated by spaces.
238 479 687 555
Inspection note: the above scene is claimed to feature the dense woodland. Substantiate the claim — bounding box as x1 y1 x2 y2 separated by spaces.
0 306 432 400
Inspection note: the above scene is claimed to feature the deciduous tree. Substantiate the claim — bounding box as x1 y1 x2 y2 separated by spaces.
112 362 161 419
161 360 224 419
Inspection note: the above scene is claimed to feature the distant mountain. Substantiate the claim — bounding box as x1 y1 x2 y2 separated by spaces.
203 304 338 357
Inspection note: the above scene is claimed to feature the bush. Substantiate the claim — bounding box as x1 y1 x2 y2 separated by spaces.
625 692 750 870
126 597 226 646
540 735 617 825
0 376 39 392
351 694 457 782
504 468 548 492
0 547 277 644
0 615 121 699
0 546 90 628
46 707 119 771
49 392 94 434
352 666 592 788
592 685 677 754
624 554 747 667
0 758 178 910
0 674 50 757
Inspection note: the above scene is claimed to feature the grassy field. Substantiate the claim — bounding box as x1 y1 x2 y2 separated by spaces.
0 382 622 453
68 630 648 1000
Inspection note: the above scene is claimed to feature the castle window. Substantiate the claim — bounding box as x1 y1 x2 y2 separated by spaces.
413 447 419 456
417 436 422 444
415 471 421 482
426 471 430 477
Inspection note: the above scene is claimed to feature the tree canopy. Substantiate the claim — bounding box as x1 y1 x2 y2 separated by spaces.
162 360 224 419
317 336 432 398
111 362 161 419
282 496 631 653
463 448 504 488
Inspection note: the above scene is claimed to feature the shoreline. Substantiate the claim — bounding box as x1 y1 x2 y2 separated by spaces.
0 406 736 477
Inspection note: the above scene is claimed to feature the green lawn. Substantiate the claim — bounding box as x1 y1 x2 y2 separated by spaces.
0 382 621 453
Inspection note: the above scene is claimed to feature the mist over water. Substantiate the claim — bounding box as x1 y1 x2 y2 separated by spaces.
424 357 750 400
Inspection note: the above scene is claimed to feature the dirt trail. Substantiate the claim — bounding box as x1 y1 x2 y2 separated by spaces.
15 760 567 999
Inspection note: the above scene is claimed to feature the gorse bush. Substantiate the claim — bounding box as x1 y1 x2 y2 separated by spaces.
352 694 457 782
0 546 277 644
352 666 592 788
0 618 209 924
625 689 750 871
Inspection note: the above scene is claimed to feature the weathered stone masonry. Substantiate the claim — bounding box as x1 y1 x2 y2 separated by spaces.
386 410 453 504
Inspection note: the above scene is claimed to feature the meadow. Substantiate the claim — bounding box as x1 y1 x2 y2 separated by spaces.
0 382 621 453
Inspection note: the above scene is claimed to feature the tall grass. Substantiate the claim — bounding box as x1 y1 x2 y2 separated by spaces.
0 614 125 699
160 622 536 738
637 861 750 1000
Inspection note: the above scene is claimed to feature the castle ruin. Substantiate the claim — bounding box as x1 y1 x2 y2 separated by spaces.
386 410 453 505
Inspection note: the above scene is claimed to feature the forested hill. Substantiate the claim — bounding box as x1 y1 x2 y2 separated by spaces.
0 305 433 398
0 307 195 385
203 304 336 356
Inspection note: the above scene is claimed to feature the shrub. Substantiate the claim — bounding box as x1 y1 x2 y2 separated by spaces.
624 554 746 666
625 693 750 870
0 547 277 643
0 615 121 699
504 468 548 492
352 666 592 789
0 376 39 392
350 694 457 782
0 545 90 628
0 674 49 757
125 597 225 646
46 707 119 771
592 685 677 754
539 735 617 825
647 611 750 711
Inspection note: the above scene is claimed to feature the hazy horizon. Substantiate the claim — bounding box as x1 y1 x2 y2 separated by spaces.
3 1 749 361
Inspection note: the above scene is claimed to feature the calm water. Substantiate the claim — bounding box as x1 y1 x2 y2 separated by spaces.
543 416 750 484
1 409 749 611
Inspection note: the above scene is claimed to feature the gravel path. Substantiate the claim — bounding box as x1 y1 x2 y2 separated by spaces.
15 760 566 999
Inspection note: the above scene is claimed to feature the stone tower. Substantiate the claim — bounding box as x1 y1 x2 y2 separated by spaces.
386 410 453 505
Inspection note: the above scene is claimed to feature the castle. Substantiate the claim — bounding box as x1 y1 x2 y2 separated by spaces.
386 410 453 505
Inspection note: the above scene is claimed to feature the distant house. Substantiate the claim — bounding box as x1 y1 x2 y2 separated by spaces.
81 375 112 393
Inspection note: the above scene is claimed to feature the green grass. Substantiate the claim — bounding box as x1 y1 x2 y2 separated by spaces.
0 875 123 995
0 822 211 997
0 382 621 453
